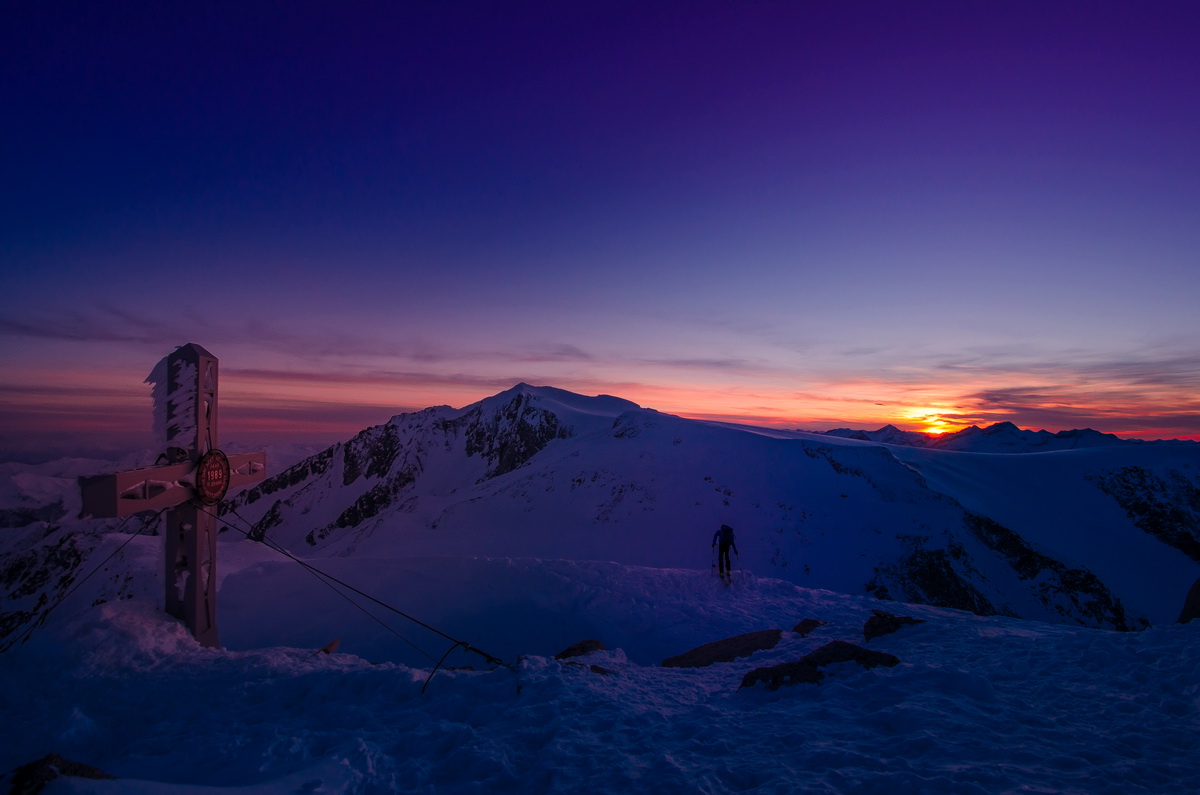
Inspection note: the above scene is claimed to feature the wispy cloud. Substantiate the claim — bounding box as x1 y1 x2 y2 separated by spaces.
0 308 185 345
637 356 765 372
228 367 529 393
4 306 1199 444
879 347 1200 436
513 344 594 362
0 306 596 369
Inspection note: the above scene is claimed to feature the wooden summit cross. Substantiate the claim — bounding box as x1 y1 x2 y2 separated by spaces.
80 343 266 647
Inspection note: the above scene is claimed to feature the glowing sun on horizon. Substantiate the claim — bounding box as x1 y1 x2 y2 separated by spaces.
905 407 954 435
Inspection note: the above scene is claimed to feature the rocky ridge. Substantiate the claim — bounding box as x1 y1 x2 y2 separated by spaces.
3 384 1200 647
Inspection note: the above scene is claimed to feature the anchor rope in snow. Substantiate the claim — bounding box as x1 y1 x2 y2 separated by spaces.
2 507 167 652
422 640 470 694
214 505 510 672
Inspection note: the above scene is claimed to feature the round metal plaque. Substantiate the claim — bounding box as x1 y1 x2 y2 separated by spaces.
196 449 231 505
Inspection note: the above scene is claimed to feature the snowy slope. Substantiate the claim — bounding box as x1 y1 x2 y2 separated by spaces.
213 384 1200 630
888 444 1200 624
4 384 1200 647
1 555 1198 794
3 384 1200 792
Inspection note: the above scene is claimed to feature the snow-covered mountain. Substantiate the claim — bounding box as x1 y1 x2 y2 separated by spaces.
4 383 1199 649
817 420 1197 453
205 384 1197 631
3 383 1200 792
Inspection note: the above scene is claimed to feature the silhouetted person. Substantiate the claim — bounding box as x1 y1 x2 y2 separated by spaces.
712 524 738 582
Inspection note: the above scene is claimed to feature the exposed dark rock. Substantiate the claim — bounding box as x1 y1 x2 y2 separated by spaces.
1179 578 1200 624
803 639 901 669
330 467 417 530
228 390 577 547
611 413 644 438
246 499 284 541
863 609 926 642
1 529 89 651
1088 467 1200 563
866 510 1135 632
235 446 336 507
555 639 606 660
964 513 1132 631
740 640 900 690
305 464 420 543
866 534 999 617
791 618 829 637
343 424 402 486
661 629 783 668
0 501 67 529
8 753 114 795
740 658 822 688
801 445 866 478
463 392 573 479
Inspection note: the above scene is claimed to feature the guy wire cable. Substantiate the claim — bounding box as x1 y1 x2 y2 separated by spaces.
2 507 165 651
196 503 441 665
222 504 508 668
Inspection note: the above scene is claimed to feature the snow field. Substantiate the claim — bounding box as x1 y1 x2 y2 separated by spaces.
4 384 1200 793
5 550 1199 794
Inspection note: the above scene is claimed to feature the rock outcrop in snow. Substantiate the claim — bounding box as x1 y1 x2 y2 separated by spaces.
1179 578 1200 624
863 609 926 641
3 383 1200 647
8 752 115 792
660 629 783 668
1088 466 1200 563
740 640 901 690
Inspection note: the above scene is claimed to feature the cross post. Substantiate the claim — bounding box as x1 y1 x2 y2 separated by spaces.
80 344 266 647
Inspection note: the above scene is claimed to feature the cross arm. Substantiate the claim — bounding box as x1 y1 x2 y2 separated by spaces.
79 451 267 519
227 451 267 491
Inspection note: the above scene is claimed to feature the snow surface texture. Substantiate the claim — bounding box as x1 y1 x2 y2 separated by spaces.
3 384 1200 792
214 384 1200 630
2 558 1199 794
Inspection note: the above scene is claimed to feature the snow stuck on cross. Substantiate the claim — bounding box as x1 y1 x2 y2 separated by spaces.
79 343 266 647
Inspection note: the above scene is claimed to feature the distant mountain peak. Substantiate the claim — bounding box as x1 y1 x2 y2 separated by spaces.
817 420 1193 453
474 383 642 421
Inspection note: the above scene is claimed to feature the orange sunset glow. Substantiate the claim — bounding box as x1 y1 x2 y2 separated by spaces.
2 1 1199 466
4 348 1197 463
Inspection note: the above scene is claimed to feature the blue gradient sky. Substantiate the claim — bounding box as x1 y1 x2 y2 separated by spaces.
3 2 1199 459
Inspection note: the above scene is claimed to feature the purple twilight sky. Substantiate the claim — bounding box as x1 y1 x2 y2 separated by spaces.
2 1 1199 460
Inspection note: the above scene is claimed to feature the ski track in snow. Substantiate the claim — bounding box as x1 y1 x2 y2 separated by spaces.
3 554 1199 794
